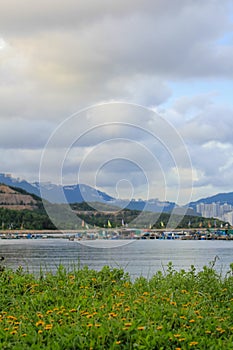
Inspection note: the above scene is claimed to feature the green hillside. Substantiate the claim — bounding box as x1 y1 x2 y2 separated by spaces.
0 184 229 230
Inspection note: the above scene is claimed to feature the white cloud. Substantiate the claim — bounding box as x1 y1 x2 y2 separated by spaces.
0 0 233 202
180 105 233 145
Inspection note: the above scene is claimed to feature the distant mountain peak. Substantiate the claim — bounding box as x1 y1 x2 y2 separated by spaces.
0 173 178 213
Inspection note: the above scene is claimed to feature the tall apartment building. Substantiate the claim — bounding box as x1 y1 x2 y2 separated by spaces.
196 202 233 224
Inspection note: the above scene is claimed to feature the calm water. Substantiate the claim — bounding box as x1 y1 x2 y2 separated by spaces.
0 239 233 279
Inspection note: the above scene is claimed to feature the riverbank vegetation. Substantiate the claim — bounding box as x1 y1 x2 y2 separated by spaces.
1 261 233 349
0 208 56 230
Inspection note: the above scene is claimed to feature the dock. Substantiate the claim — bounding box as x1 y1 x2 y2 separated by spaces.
0 228 232 240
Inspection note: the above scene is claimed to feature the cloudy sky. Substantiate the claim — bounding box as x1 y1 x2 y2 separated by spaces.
1 0 233 204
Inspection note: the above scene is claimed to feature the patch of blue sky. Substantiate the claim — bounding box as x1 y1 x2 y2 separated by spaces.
216 32 233 45
164 80 233 109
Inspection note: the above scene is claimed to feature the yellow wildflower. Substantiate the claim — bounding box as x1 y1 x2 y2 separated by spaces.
7 315 17 320
44 324 53 330
81 311 89 316
189 341 198 346
124 322 132 327
216 328 225 333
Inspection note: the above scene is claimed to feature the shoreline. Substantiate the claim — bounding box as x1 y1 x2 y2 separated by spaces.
0 227 232 241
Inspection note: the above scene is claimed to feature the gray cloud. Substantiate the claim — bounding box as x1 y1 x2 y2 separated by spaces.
180 105 233 145
165 96 233 199
0 118 54 149
2 1 225 35
0 0 233 202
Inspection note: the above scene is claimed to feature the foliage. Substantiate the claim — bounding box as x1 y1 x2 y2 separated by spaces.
0 263 233 349
76 210 226 229
0 198 227 230
0 208 55 230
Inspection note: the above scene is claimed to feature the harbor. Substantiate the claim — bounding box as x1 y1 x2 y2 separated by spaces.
0 227 232 240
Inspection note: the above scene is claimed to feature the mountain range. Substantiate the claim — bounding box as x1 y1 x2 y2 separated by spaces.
1 183 225 230
3 172 231 214
189 192 233 209
0 173 177 213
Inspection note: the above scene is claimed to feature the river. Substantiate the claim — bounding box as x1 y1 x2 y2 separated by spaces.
0 239 233 279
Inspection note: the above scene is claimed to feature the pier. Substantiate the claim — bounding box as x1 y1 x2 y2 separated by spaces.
0 228 232 240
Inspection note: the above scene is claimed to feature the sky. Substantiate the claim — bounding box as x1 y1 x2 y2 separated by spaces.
1 0 233 204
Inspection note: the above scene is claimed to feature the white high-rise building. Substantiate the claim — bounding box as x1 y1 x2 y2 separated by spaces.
196 202 233 222
224 211 233 225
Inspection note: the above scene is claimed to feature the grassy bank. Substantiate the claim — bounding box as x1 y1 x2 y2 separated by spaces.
0 262 233 349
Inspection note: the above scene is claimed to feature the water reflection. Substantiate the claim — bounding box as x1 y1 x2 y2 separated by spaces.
0 239 233 279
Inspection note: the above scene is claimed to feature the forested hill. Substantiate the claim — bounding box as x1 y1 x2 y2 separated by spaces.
0 184 228 231
0 184 54 230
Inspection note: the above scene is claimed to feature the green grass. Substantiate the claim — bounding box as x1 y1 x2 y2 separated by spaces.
1 262 233 349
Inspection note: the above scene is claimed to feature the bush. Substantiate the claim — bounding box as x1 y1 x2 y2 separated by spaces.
0 263 233 349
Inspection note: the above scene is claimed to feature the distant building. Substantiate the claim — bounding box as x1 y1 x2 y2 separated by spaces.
196 202 233 224
223 211 233 225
